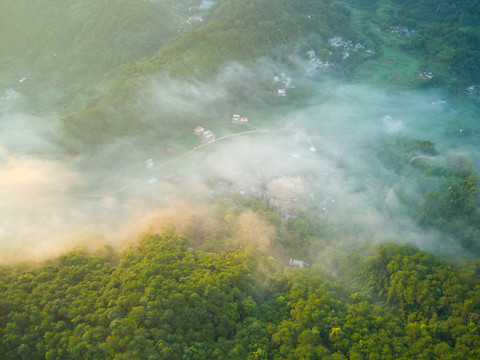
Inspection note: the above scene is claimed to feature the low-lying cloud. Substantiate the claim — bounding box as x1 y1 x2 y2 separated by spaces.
0 60 478 263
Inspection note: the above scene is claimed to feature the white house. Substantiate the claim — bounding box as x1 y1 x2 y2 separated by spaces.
202 130 216 143
232 114 248 124
194 126 215 143
289 258 308 268
194 126 205 136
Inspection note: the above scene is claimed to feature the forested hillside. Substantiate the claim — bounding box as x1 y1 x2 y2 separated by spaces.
0 0 184 112
57 0 480 152
391 0 480 84
0 0 181 68
58 0 354 152
1 232 479 359
370 137 480 255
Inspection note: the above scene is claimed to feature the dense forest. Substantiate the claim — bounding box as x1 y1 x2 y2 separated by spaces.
1 232 480 359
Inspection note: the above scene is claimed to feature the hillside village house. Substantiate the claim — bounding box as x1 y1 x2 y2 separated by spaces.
232 114 248 124
194 126 215 143
202 130 215 143
289 258 308 268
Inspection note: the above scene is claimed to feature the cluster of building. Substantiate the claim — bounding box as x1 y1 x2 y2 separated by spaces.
419 71 434 79
194 126 216 143
232 114 249 124
305 49 332 77
328 36 352 48
328 37 376 59
389 25 414 36
187 16 202 25
273 73 296 97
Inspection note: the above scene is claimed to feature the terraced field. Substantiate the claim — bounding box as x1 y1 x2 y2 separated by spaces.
346 1 447 89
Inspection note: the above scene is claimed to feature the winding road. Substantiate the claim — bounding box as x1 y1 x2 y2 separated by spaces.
78 127 293 198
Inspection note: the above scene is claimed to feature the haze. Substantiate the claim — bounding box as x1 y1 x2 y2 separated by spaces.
1 57 478 263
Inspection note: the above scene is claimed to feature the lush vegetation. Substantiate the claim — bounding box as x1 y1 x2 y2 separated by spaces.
2 1 480 358
1 231 480 359
57 0 355 152
391 0 480 85
371 136 480 254
56 0 480 151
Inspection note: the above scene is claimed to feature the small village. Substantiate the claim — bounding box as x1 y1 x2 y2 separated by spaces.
327 36 376 60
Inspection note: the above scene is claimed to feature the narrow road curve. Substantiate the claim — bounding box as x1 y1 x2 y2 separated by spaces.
78 127 293 198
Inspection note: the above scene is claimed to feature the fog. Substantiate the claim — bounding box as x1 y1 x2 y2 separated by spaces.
1 59 479 263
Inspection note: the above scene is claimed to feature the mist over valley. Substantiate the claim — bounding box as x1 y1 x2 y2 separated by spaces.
1 0 480 358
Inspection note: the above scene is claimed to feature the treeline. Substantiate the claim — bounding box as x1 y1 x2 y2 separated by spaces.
1 232 480 359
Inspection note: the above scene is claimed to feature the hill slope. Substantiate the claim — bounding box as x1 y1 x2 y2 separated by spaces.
0 0 184 113
1 232 479 359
